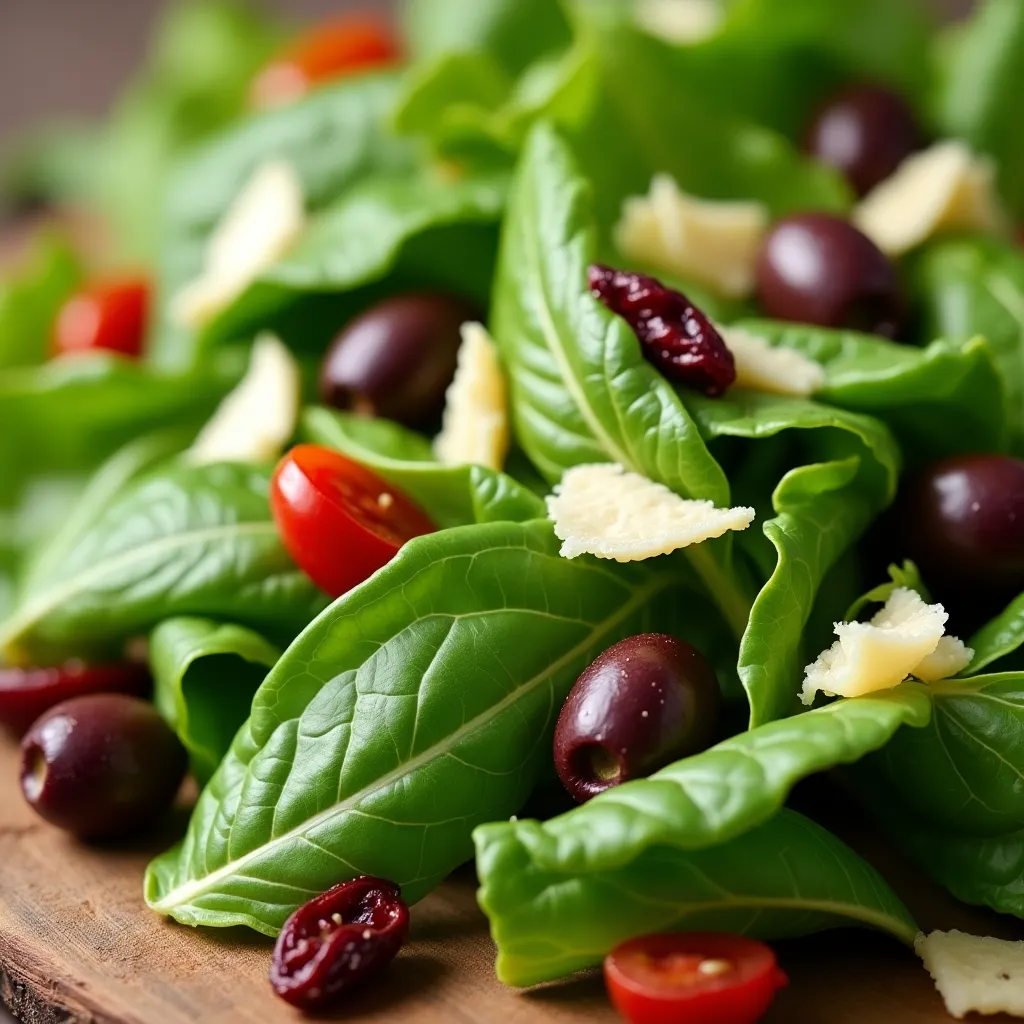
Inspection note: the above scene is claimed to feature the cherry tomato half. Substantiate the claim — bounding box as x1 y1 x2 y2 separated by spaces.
251 12 401 110
52 277 149 359
271 445 435 598
0 662 151 736
604 933 788 1024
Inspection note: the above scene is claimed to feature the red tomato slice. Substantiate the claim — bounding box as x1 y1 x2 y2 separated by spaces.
604 932 788 1024
52 277 149 359
271 445 435 598
251 12 401 109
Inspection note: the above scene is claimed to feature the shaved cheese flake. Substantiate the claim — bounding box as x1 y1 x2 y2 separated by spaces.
634 0 724 44
853 141 1007 257
173 160 305 328
188 333 300 465
801 587 947 705
547 463 754 562
615 174 768 299
912 634 974 683
433 322 509 471
916 930 1024 1019
718 324 826 397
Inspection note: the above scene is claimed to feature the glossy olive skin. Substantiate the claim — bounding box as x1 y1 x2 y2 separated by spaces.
20 695 187 839
319 293 476 428
553 633 720 803
899 454 1024 590
804 84 920 196
756 213 902 338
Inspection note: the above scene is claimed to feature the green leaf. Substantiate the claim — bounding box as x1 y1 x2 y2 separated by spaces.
0 233 80 370
301 407 546 527
0 462 325 664
935 0 1024 219
145 519 690 934
733 318 1007 462
845 560 929 623
912 237 1024 452
151 617 280 784
152 72 415 368
402 0 571 75
199 172 506 355
476 808 917 986
864 672 1024 837
968 592 1024 674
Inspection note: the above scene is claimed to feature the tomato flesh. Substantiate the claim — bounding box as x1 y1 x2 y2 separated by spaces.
604 933 788 1024
52 277 149 359
271 445 435 598
252 12 401 109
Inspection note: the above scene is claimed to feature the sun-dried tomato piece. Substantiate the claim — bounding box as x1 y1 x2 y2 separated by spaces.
270 876 410 1011
588 264 736 397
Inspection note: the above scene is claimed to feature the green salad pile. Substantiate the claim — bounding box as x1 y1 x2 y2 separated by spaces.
4 0 1024 995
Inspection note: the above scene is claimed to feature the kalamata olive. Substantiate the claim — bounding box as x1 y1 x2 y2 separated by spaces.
755 213 902 338
0 661 150 736
898 454 1024 591
553 633 720 803
804 84 920 197
319 293 476 428
20 694 187 838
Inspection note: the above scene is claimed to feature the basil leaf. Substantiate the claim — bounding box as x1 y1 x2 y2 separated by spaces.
935 0 1024 219
145 519 689 933
0 462 325 663
864 672 1024 837
968 592 1024 673
151 617 280 784
302 407 546 527
734 318 1007 461
152 73 414 368
0 233 80 370
200 172 506 355
476 808 917 986
913 238 1024 452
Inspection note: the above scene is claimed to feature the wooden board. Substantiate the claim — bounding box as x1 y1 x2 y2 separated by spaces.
0 739 1022 1024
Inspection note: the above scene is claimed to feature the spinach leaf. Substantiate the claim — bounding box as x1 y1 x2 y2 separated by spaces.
493 123 756 639
151 617 280 784
864 672 1024 837
145 519 693 933
151 73 415 368
935 0 1024 219
912 238 1024 452
402 0 571 75
302 407 546 527
0 462 325 664
734 318 1006 461
476 808 917 986
199 172 506 354
968 593 1024 673
0 233 80 370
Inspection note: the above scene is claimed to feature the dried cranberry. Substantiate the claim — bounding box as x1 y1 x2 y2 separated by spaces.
270 876 410 1011
0 661 151 736
588 264 736 397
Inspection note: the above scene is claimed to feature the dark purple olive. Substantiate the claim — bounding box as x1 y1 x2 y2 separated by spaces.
20 694 187 839
898 454 1024 591
804 84 921 197
755 213 902 338
553 633 720 803
319 293 476 428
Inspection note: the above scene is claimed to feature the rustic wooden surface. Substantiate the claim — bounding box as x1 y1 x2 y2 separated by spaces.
0 737 1022 1024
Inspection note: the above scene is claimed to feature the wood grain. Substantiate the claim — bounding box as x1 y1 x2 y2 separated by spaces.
0 737 1021 1024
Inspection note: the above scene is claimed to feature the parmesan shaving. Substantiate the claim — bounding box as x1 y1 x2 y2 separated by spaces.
718 324 826 397
916 930 1024 1019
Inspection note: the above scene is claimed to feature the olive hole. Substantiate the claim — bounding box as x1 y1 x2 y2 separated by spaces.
22 745 47 802
576 743 622 784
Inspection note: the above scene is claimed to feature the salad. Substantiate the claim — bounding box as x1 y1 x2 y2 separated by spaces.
3 0 1024 1019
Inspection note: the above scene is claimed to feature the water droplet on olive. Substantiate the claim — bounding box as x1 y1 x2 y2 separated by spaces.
755 213 902 338
553 633 720 803
19 694 187 838
319 293 477 428
898 454 1024 591
804 83 921 197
